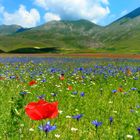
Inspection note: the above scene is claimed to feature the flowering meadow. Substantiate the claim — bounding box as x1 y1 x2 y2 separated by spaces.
0 57 140 140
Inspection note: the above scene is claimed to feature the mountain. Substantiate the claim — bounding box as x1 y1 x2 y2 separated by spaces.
94 7 140 53
0 25 23 35
0 7 140 53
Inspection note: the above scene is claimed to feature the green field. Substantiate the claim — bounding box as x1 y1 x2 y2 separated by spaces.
0 57 140 140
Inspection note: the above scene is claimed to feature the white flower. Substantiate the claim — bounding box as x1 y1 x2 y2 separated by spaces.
66 115 71 118
71 127 78 132
55 134 60 138
20 124 24 127
29 128 34 132
113 110 117 113
126 135 133 139
58 110 63 114
108 101 113 104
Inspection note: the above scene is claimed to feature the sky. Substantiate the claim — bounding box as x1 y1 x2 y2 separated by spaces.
0 0 139 27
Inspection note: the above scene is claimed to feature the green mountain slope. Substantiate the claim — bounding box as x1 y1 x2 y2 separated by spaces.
0 7 140 53
0 25 23 35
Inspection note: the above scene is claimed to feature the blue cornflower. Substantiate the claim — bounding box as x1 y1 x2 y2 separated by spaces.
112 90 117 93
72 91 78 95
92 120 102 128
10 75 16 79
72 114 83 121
39 121 56 133
80 92 85 97
137 127 140 134
51 93 57 96
37 94 45 99
109 117 113 124
19 91 27 95
131 87 137 91
41 79 46 82
136 105 140 109
134 77 138 80
130 109 135 113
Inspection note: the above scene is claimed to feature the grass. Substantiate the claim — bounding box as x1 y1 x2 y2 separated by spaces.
0 57 140 140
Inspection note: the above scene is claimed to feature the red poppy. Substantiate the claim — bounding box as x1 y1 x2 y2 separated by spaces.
68 85 73 90
118 87 123 92
0 76 5 80
29 80 37 86
60 76 65 80
25 100 58 120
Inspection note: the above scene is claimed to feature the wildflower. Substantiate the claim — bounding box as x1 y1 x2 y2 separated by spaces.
58 110 63 114
109 117 113 125
25 100 58 120
19 91 27 95
66 115 71 118
131 87 137 91
37 94 45 99
80 92 85 97
112 90 117 94
51 93 57 96
29 128 34 132
136 105 140 109
59 74 65 80
55 134 60 138
41 79 46 82
72 114 83 121
126 68 132 76
71 127 78 132
130 109 135 113
118 87 123 92
137 127 140 134
126 135 133 139
92 120 102 128
29 80 37 86
68 86 73 91
113 110 117 113
72 91 77 95
39 121 56 133
108 101 113 104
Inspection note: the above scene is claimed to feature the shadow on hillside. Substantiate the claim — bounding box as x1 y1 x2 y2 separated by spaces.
8 47 60 53
0 49 5 53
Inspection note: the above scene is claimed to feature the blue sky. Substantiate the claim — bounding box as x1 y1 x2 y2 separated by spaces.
0 0 139 27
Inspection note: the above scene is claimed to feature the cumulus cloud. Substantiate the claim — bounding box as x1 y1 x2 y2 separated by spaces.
44 13 61 22
1 5 40 27
34 0 110 23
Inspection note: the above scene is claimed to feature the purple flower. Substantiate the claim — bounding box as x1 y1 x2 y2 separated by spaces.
72 114 83 121
39 121 56 133
137 127 140 134
37 94 45 99
72 91 78 95
131 87 137 91
80 92 85 97
51 93 57 96
112 90 117 93
130 109 135 113
92 120 102 128
41 79 46 82
19 91 27 95
109 117 113 124
136 105 140 109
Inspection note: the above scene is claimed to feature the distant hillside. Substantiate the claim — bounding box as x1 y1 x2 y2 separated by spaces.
0 7 140 53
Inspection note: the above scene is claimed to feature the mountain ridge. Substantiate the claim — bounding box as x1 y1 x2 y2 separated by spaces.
0 7 140 53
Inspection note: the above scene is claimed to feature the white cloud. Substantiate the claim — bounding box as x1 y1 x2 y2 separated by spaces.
34 0 110 24
1 5 40 27
120 10 128 16
44 13 60 22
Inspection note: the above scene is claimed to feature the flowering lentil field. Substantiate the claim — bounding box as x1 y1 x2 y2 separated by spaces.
0 57 140 140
